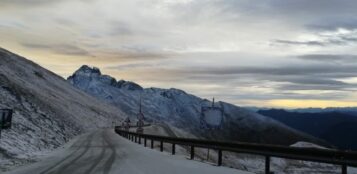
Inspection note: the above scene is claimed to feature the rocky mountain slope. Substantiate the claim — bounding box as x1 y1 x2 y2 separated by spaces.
68 65 325 146
0 48 127 171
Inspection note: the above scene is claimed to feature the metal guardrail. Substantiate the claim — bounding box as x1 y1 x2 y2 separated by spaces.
124 123 151 128
115 127 357 174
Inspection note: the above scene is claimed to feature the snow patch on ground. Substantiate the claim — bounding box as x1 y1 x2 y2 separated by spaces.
291 141 328 149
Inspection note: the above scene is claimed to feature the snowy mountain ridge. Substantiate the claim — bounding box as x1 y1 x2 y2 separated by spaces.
0 48 127 171
69 65 143 91
68 65 325 146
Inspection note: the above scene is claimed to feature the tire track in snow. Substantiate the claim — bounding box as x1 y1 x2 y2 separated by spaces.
82 131 107 174
38 133 94 174
102 130 117 174
49 132 95 174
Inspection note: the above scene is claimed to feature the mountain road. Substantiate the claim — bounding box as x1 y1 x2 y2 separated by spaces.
5 129 251 174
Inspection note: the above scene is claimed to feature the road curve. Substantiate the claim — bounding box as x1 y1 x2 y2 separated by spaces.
5 129 252 174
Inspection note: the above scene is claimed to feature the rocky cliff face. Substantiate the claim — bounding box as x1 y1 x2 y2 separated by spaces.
0 48 127 171
68 65 143 91
67 65 325 146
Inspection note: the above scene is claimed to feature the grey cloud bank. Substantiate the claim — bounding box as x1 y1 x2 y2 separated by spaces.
1 0 357 106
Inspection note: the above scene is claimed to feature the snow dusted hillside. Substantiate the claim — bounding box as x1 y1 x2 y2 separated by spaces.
0 48 127 171
68 65 324 146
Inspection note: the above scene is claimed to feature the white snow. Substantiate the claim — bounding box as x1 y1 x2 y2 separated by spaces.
5 129 252 174
290 141 328 149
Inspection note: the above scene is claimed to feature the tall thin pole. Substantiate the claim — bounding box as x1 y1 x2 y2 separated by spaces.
136 93 144 134
0 114 3 140
139 94 142 113
207 149 210 161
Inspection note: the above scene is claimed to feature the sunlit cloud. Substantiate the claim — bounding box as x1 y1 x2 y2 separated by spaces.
1 0 357 108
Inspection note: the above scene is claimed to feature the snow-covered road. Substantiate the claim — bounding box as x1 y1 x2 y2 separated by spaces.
5 129 252 174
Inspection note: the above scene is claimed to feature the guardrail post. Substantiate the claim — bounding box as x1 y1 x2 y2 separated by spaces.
139 136 141 144
342 164 347 174
190 146 195 160
218 150 222 166
160 141 163 152
151 139 154 149
265 156 270 174
172 143 176 155
144 138 147 147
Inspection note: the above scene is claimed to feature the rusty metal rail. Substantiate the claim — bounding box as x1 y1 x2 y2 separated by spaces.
114 127 357 174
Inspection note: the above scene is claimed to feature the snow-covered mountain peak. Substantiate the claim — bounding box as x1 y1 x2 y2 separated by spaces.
76 65 102 76
68 65 143 91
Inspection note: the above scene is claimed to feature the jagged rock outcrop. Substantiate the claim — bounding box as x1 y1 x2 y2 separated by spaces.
68 65 143 91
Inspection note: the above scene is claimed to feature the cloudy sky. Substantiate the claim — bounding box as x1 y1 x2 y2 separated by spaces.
1 0 357 108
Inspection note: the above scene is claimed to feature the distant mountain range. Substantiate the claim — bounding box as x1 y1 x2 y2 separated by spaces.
247 106 357 115
67 65 324 146
258 109 357 150
291 107 357 116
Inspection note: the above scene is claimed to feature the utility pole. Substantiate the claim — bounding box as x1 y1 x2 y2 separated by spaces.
136 94 145 134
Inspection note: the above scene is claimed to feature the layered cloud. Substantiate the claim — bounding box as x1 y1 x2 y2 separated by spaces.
1 0 357 107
